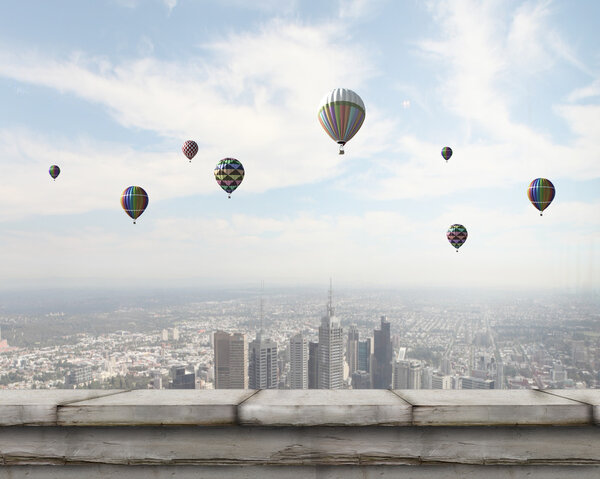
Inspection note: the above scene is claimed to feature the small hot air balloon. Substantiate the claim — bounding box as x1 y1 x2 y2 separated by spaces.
49 165 60 180
182 140 198 163
214 158 244 199
120 186 148 224
318 88 365 155
447 224 468 252
527 178 555 216
441 147 452 163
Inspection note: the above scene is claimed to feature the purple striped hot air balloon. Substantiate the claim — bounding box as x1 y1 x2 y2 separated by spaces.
527 178 555 216
49 165 60 181
120 186 149 224
318 88 365 155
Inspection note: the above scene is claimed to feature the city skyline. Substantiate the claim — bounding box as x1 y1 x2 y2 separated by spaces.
0 1 598 291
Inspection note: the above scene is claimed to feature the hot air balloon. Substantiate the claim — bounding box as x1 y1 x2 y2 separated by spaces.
318 88 365 155
447 224 467 252
182 140 198 163
441 147 452 163
527 178 555 216
120 186 148 224
214 158 244 198
49 165 60 180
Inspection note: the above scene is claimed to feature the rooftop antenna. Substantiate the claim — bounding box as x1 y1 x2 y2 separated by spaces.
259 280 264 338
328 277 334 317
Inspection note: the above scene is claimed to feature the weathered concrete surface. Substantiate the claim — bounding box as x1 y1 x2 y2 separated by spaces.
240 389 411 426
1 425 599 466
59 389 257 426
541 389 600 425
2 465 600 478
394 389 591 426
0 390 126 426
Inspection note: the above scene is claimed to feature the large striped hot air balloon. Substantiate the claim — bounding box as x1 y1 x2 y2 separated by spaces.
527 178 555 216
318 88 365 155
447 224 468 252
214 158 244 198
49 165 60 180
120 186 149 224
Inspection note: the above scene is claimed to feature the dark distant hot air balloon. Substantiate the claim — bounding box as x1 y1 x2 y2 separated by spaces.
182 140 198 163
120 186 148 224
214 158 244 198
527 178 555 216
49 165 60 180
441 147 453 163
447 224 468 252
318 88 365 155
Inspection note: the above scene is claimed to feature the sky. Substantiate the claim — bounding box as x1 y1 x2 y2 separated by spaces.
0 0 599 292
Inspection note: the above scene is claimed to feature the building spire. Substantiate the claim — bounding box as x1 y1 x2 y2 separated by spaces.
259 280 264 337
327 277 334 317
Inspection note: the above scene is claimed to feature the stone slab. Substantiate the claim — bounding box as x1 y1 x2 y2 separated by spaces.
239 389 411 426
541 389 600 425
58 389 257 426
393 389 591 426
0 390 126 426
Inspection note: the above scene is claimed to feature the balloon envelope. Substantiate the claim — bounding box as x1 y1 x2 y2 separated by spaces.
182 140 198 161
447 224 468 251
49 165 60 180
121 186 149 222
318 88 365 153
214 158 244 197
441 147 452 161
527 178 555 215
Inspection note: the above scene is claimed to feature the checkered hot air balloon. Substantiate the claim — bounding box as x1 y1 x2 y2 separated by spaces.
447 224 468 252
527 178 555 216
182 140 198 163
318 88 365 155
49 165 60 181
214 158 244 199
120 186 149 224
441 147 452 162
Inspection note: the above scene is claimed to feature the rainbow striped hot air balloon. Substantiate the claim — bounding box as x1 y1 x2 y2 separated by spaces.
214 158 244 198
120 186 149 224
527 178 555 216
447 224 468 252
441 147 452 163
318 88 365 155
182 140 198 163
49 165 60 180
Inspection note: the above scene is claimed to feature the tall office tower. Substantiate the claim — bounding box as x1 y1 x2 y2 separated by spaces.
214 331 248 389
248 333 278 389
289 333 308 389
372 316 393 389
351 370 371 389
431 372 452 389
408 360 422 389
357 338 372 373
393 359 410 389
308 341 319 389
461 376 494 389
495 360 505 389
171 365 195 389
318 284 344 389
346 325 359 375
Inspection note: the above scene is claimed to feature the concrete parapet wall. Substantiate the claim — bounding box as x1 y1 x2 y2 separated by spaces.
1 389 599 477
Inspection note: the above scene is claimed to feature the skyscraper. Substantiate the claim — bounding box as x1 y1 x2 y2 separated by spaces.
289 333 308 389
248 333 278 389
372 316 393 389
346 324 359 375
318 284 343 389
357 338 372 374
308 341 319 389
214 331 248 389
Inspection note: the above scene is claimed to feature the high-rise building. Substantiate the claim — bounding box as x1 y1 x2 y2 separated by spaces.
308 341 319 389
431 373 452 389
214 331 248 389
357 338 372 374
351 370 371 389
289 333 308 389
318 285 343 389
346 325 359 375
248 333 278 389
461 376 494 389
372 316 393 389
171 365 195 389
393 359 409 389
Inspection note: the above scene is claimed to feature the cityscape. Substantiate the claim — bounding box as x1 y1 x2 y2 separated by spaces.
1 286 598 391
